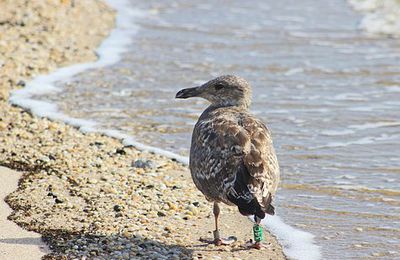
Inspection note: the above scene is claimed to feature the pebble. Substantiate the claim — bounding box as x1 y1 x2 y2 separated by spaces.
0 122 7 130
88 179 98 184
132 159 157 169
115 148 126 155
113 205 123 212
157 211 166 217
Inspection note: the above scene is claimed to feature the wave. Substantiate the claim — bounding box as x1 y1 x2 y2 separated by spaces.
349 0 400 37
312 133 400 149
8 0 320 259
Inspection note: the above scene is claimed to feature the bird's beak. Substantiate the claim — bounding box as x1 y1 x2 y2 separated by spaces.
175 86 201 99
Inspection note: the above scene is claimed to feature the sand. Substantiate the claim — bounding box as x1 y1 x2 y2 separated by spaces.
0 167 49 259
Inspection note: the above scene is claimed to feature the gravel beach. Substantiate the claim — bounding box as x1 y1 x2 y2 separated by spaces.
0 0 285 259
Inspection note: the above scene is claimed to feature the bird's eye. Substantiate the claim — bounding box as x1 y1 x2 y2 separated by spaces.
214 83 224 90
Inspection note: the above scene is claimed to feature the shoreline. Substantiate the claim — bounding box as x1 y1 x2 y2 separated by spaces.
0 0 287 259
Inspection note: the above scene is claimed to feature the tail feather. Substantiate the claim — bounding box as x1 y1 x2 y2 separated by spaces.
235 198 266 219
266 203 275 215
227 164 275 219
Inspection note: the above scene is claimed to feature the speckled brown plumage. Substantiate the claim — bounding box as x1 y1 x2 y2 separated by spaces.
176 75 280 220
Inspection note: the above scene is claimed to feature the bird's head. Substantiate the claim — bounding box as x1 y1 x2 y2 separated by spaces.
175 75 252 109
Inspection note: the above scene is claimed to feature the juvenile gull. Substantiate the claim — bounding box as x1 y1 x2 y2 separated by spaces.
176 75 280 249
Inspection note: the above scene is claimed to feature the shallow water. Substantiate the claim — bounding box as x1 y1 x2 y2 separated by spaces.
37 0 399 258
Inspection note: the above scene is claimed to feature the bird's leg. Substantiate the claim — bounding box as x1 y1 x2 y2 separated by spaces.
244 215 269 250
245 216 266 249
199 202 237 245
213 202 222 245
252 216 263 249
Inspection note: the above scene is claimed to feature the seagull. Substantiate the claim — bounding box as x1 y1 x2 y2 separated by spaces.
176 75 280 249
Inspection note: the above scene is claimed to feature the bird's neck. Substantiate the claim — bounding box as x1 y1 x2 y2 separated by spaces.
209 100 250 110
201 103 248 117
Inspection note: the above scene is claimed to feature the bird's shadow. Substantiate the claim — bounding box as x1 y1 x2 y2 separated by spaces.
30 229 194 259
190 238 251 253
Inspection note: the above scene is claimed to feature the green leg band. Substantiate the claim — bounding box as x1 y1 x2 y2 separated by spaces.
253 224 263 242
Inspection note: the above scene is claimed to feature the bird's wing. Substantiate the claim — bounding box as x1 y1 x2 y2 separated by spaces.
238 114 280 213
216 110 280 216
190 108 279 217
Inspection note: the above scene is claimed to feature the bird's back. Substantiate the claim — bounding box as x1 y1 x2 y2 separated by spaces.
189 106 280 218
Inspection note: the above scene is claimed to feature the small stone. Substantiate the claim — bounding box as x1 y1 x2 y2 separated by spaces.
170 255 180 260
0 88 9 101
157 211 166 217
16 80 26 87
167 202 178 211
189 207 198 215
115 148 126 155
88 179 98 184
55 198 63 204
0 122 7 131
132 159 156 169
113 205 123 212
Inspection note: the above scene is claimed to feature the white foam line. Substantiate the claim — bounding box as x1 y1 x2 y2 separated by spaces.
261 216 321 260
247 215 321 260
9 0 319 258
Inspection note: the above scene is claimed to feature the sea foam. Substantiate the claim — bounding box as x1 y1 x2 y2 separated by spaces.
9 0 320 259
349 0 400 37
262 216 321 260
